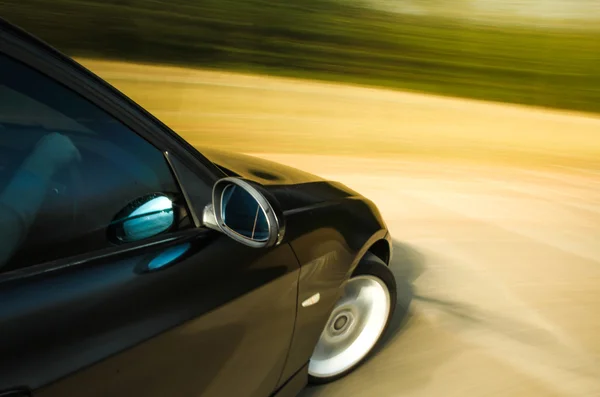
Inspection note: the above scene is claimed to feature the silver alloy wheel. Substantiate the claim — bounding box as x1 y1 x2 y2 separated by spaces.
308 275 391 379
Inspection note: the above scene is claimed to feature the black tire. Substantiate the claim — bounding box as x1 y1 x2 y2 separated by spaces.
308 252 397 384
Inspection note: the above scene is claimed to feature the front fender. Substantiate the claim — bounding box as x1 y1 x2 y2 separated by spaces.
276 196 389 386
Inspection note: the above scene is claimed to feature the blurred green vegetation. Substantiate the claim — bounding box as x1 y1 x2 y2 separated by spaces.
2 0 600 113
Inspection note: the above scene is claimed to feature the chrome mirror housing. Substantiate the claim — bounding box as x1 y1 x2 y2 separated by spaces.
202 177 284 248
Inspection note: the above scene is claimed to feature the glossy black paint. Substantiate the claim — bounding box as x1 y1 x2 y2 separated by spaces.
272 364 308 397
29 234 300 397
0 18 392 397
199 149 392 385
200 148 324 187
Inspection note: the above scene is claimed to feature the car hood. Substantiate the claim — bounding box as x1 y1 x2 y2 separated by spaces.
198 148 361 211
199 148 324 185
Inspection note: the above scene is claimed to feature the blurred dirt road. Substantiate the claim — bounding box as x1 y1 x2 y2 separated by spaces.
79 58 600 169
261 155 600 397
79 59 600 396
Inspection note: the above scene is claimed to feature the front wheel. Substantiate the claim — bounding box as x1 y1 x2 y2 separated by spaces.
308 253 397 384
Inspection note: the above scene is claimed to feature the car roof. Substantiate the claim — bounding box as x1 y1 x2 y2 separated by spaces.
0 17 69 64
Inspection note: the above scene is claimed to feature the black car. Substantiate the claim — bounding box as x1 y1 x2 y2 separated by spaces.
0 19 399 397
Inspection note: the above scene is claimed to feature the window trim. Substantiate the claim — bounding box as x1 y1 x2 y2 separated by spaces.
0 27 224 281
0 21 225 187
165 151 202 228
0 227 211 285
0 149 204 283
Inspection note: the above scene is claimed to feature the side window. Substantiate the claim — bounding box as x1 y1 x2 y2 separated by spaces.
0 53 193 273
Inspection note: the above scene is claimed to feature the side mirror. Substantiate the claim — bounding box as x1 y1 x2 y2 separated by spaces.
108 194 175 243
202 177 285 248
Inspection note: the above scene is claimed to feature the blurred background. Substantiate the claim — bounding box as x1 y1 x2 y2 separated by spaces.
2 1 600 396
2 0 600 166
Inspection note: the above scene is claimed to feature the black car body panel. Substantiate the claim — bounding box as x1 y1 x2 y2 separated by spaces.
199 148 364 212
2 231 301 397
0 17 393 397
277 199 390 384
200 149 392 387
199 148 323 186
199 148 391 388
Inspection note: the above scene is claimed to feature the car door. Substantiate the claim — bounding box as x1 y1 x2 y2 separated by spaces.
0 27 300 397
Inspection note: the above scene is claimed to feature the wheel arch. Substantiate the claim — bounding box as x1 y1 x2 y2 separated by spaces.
365 238 391 266
346 229 392 280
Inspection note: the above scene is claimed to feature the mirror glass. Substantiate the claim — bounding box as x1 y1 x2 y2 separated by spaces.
221 184 269 241
112 195 175 243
